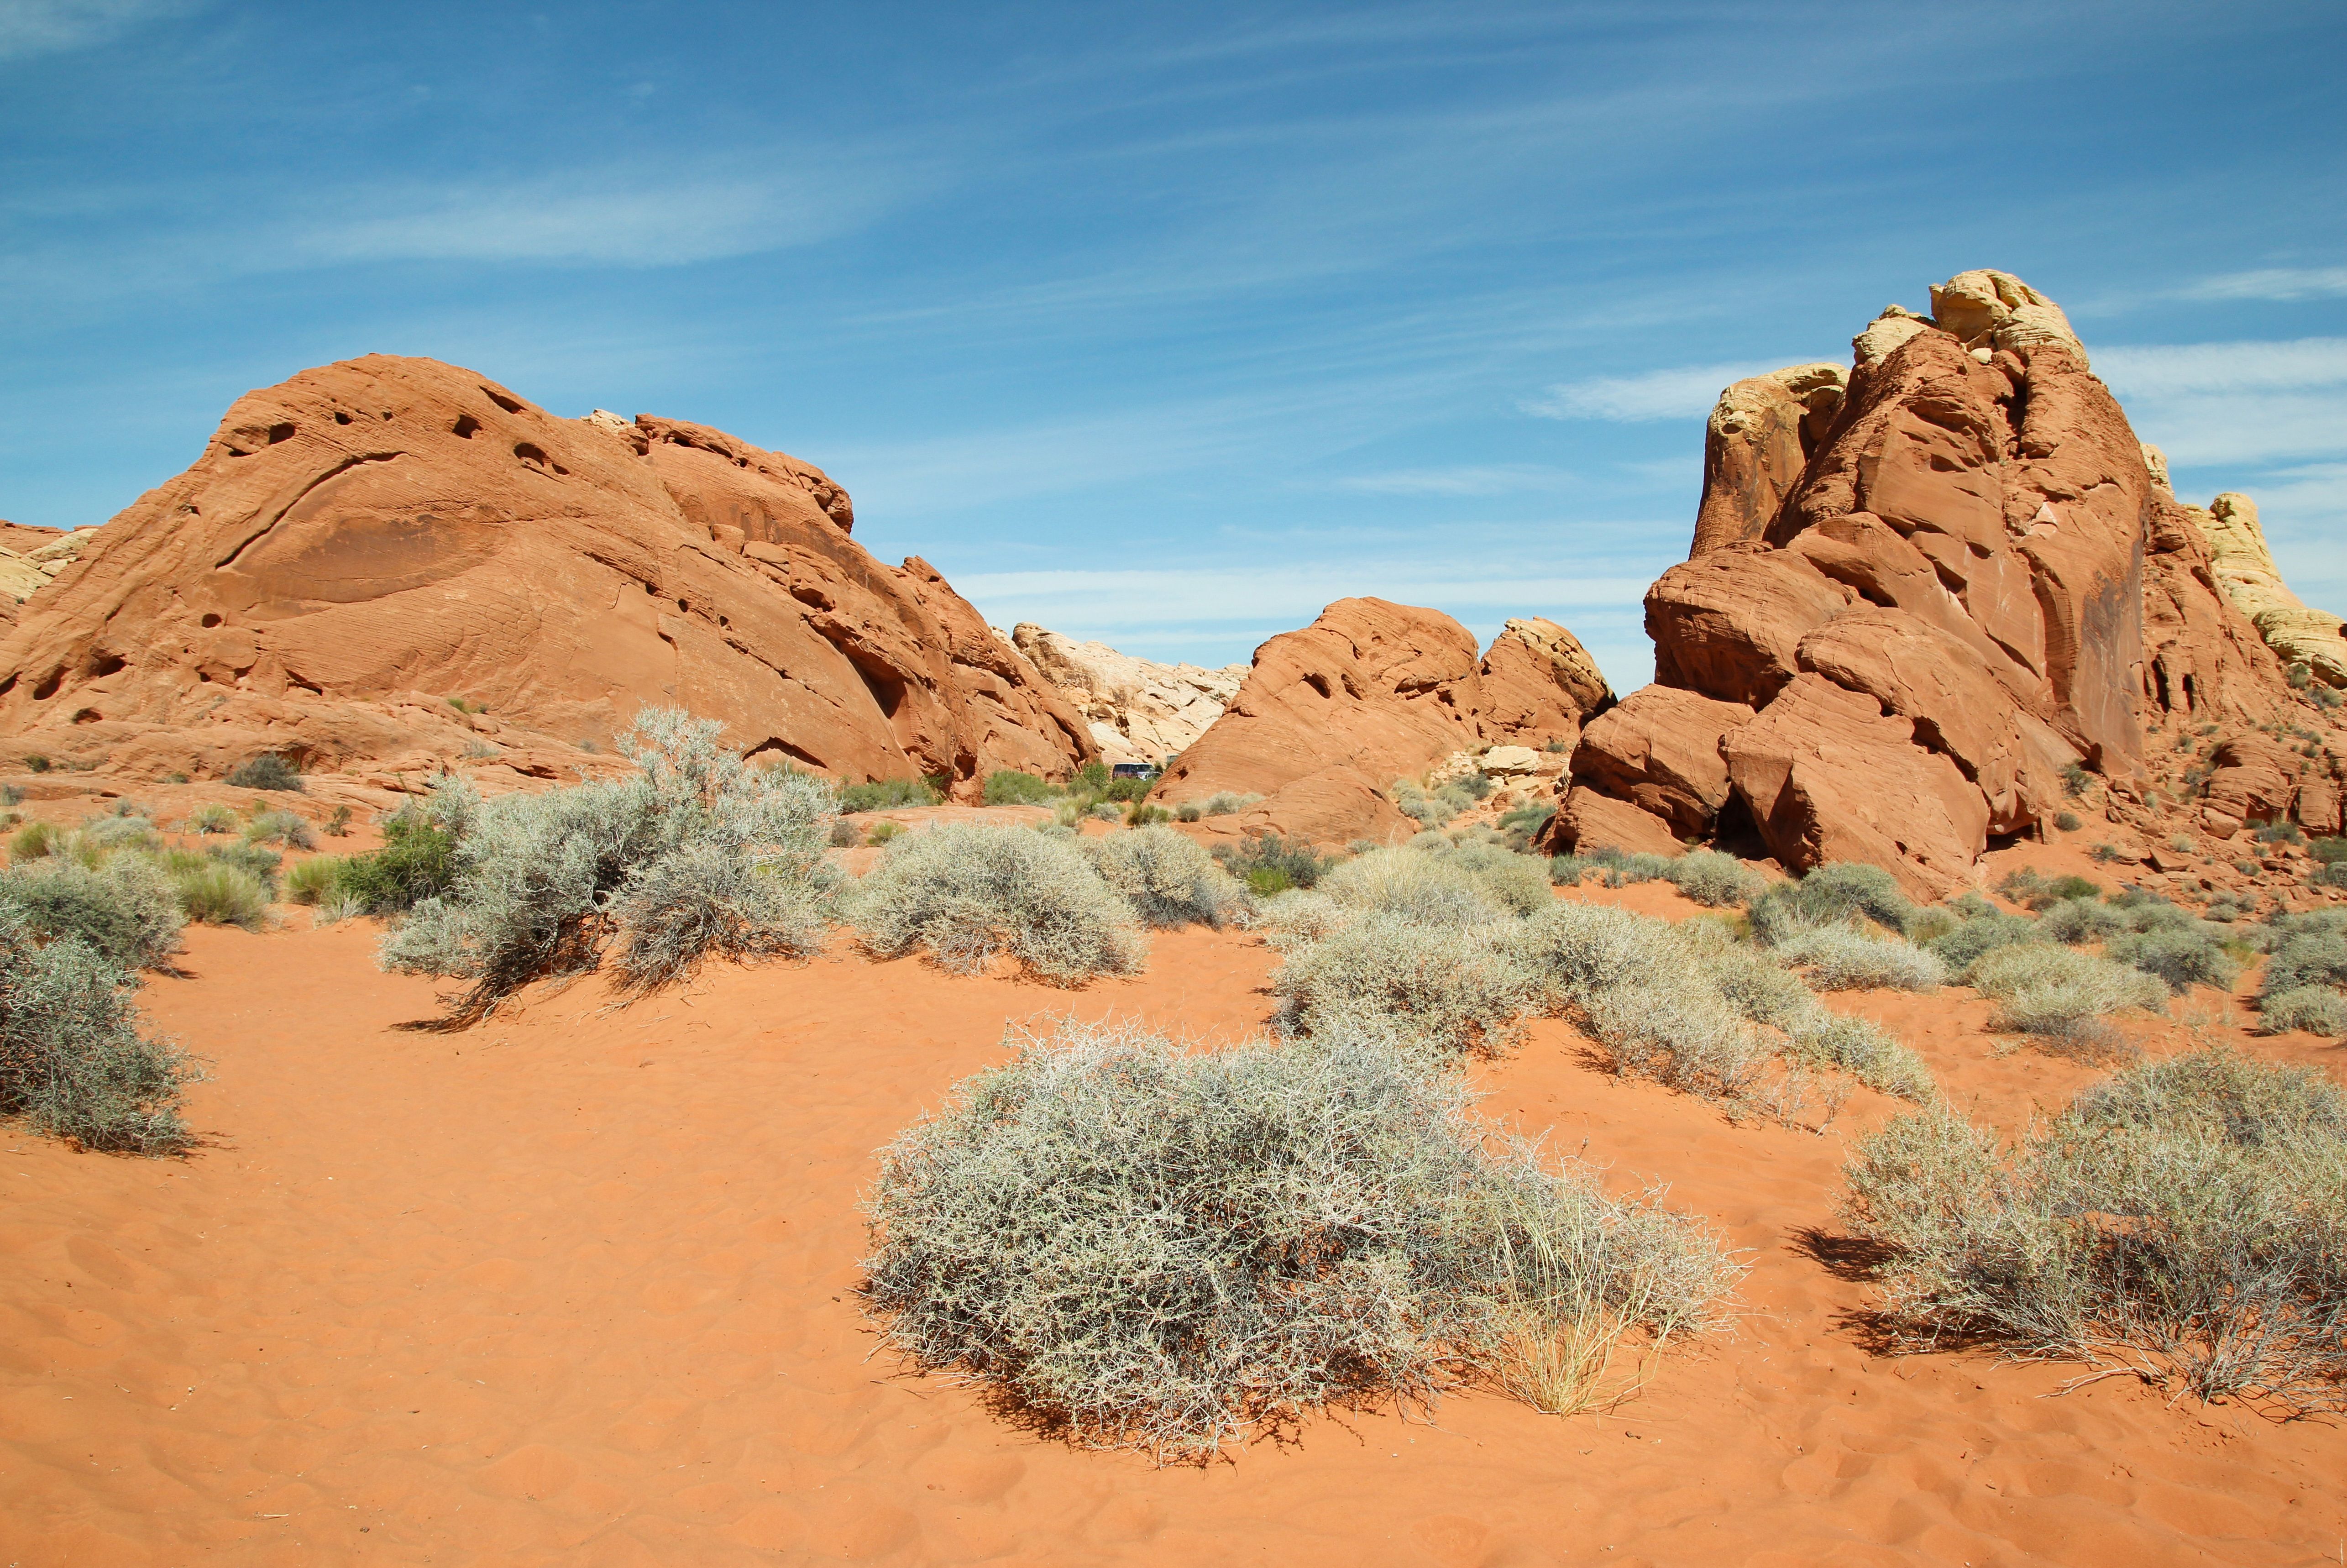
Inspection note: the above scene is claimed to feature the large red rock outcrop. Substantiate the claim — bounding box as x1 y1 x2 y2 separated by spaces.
1601 269 2319 893
0 356 1095 793
1556 685 1754 841
1156 598 1612 845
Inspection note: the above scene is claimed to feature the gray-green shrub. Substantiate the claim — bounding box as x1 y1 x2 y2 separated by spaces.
243 808 317 850
1086 826 1248 929
1768 925 1948 992
168 861 271 930
1274 912 1541 1057
0 908 200 1154
0 856 183 969
2262 987 2347 1037
1843 1048 2347 1412
1318 846 1509 928
1967 943 2166 1047
225 754 303 792
1664 850 1763 908
982 770 1055 806
382 708 838 1012
849 822 1144 983
1748 862 1917 944
861 1017 1739 1460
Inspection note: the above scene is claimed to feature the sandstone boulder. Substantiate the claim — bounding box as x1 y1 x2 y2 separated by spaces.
0 355 1095 793
1006 623 1244 766
1545 785 1683 858
1156 598 1607 845
1566 685 1755 838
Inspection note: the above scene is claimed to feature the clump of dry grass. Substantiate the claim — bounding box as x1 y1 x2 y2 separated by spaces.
1967 943 2167 1054
1842 1047 2347 1413
861 1017 1740 1461
850 823 1145 983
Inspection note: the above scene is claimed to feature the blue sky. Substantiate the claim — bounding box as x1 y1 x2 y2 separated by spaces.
3 0 2341 689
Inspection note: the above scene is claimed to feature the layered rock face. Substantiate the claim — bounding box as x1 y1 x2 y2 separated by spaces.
0 356 1095 793
0 524 74 629
1561 270 2317 893
2180 488 2347 688
1005 624 1244 766
1157 599 1612 844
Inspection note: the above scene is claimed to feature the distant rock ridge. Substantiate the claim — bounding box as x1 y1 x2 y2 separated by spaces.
2171 482 2346 689
1003 624 1246 766
1555 268 2337 895
0 355 1094 795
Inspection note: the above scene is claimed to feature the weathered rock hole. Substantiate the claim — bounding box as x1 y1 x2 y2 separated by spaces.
452 414 482 439
266 422 295 445
85 652 125 678
745 737 824 769
71 708 101 724
200 613 222 628
31 669 62 701
483 388 524 414
333 411 352 425
514 441 550 467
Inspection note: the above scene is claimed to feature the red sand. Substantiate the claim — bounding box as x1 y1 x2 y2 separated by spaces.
5 894 2345 1565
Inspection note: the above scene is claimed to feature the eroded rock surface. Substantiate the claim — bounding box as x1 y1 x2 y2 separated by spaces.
0 355 1095 793
1594 269 2324 893
1006 624 1244 766
2184 490 2347 688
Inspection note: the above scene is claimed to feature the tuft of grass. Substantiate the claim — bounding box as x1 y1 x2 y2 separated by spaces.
1664 850 1763 908
827 820 861 848
1211 832 1335 891
861 1017 1739 1461
1274 912 1542 1057
225 754 304 792
1768 925 1947 991
2261 987 2347 1037
169 861 271 930
1318 846 1510 928
182 802 239 835
2053 811 2082 833
866 821 905 847
848 822 1145 984
1842 1048 2347 1413
283 856 349 907
243 808 317 850
337 796 460 914
1749 862 1917 944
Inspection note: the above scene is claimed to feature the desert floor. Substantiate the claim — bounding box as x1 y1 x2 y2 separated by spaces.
4 836 2344 1567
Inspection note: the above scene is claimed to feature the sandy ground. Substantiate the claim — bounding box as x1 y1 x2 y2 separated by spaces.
4 867 2346 1565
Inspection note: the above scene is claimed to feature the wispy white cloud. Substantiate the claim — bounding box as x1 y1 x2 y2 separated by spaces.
2097 337 2347 396
0 0 193 60
2101 338 2347 467
1332 463 1575 497
1519 360 1800 422
2176 267 2347 303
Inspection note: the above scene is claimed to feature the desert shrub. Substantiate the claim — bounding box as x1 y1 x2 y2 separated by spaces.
982 770 1055 806
827 820 860 848
1210 832 1336 894
2313 862 2347 890
1256 889 1343 949
1790 1012 1936 1102
838 776 941 813
325 804 352 837
1392 777 1481 829
2039 897 2126 944
204 840 282 895
243 808 317 850
169 861 271 930
1497 803 1555 852
2053 810 2082 833
849 822 1144 984
1663 850 1762 908
2106 923 2238 995
1547 854 1589 886
1924 910 2043 972
1429 839 1554 916
0 784 18 806
1749 862 1917 944
1174 801 1203 823
382 709 840 1010
2256 819 2306 846
2262 987 2347 1037
1087 826 1248 929
1513 902 1764 1099
81 815 158 852
1842 1048 2347 1412
862 1018 1739 1459
1198 791 1261 818
1769 925 1947 992
1274 912 1541 1056
2261 925 2347 1004
8 821 56 861
2310 837 2347 866
337 793 463 914
1318 846 1508 928
2059 761 2093 797
225 754 304 792
283 855 349 907
1968 943 2166 1046
182 803 238 835
1124 802 1172 827
0 856 182 968
0 909 200 1154
867 821 904 846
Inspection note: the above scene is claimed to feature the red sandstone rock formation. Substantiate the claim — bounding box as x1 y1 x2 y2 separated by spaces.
1595 269 2328 894
1156 598 1611 845
0 356 1094 794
